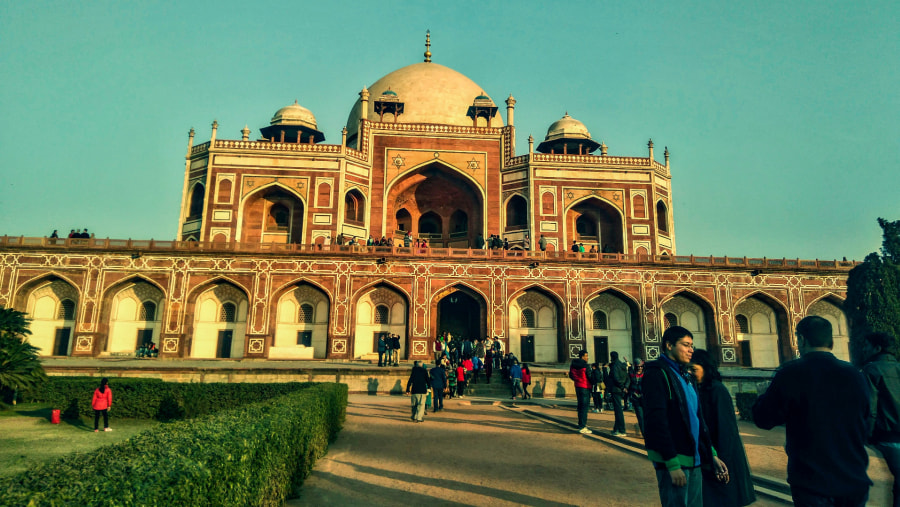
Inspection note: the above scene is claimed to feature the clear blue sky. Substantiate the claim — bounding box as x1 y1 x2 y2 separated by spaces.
2 1 897 261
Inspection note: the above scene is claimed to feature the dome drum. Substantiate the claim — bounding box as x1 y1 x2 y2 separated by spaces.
261 100 325 144
537 113 600 154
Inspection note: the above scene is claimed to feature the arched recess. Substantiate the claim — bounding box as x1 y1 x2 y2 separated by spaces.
271 282 330 359
656 200 669 234
238 183 305 244
431 283 488 346
734 292 791 367
806 295 850 362
351 282 410 359
505 194 528 231
344 189 366 225
16 275 81 356
418 211 442 235
449 210 469 243
188 183 205 220
185 280 249 359
101 278 165 355
395 208 412 234
508 285 565 363
216 178 233 204
566 196 624 254
541 191 555 215
584 288 643 364
384 161 484 248
660 290 718 359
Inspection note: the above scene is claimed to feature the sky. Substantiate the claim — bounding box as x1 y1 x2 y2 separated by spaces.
1 0 897 261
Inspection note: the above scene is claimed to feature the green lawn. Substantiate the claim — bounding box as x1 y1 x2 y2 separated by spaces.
0 404 161 478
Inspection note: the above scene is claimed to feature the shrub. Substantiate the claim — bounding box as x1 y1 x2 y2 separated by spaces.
0 383 347 506
21 377 314 420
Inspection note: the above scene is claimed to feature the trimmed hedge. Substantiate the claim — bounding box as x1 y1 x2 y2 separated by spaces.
0 382 347 506
21 377 314 420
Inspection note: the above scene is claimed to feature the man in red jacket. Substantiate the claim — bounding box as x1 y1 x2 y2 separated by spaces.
569 349 592 434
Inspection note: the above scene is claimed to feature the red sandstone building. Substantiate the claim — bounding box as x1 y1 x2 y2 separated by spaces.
0 36 853 367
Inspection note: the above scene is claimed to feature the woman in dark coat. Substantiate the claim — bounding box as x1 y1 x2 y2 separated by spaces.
690 349 756 507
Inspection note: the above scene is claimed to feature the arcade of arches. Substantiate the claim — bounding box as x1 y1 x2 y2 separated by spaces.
5 248 852 369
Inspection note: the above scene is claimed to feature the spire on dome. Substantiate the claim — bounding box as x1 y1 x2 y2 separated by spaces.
424 30 432 63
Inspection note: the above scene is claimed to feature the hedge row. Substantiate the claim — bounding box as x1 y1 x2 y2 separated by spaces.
0 382 348 506
21 377 314 420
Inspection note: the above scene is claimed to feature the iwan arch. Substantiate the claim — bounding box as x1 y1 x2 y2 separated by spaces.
1 34 855 367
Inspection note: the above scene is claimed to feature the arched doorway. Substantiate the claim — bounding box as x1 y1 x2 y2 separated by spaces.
385 162 484 248
566 197 624 253
807 297 849 361
240 185 305 244
584 290 642 364
435 286 485 342
353 285 407 359
18 276 79 356
272 283 330 359
734 293 791 367
661 291 717 356
508 288 564 362
104 280 164 355
189 282 249 359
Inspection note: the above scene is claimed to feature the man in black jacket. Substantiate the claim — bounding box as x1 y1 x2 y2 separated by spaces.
863 331 900 507
644 326 727 506
753 316 872 506
606 351 631 436
406 361 430 422
430 362 447 412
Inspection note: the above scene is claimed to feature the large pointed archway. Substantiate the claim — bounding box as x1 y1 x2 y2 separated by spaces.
434 285 487 343
566 197 624 253
385 162 484 248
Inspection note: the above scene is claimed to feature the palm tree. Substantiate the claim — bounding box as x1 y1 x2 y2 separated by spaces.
0 307 46 404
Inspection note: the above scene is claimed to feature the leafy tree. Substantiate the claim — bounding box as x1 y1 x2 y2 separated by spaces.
0 306 47 404
846 218 900 364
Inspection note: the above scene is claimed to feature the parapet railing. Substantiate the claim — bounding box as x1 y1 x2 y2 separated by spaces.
0 236 860 271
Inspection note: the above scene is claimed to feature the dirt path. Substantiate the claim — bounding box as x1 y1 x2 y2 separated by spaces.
292 395 786 506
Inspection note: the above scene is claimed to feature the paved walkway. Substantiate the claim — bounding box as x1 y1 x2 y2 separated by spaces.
290 395 790 506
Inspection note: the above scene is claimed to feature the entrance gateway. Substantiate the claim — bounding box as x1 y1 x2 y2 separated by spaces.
436 288 485 343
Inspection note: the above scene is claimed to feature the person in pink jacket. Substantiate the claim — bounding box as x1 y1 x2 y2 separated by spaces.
92 377 113 432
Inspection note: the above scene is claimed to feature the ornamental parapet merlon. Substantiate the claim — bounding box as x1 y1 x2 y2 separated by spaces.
213 139 343 153
366 121 504 136
190 141 211 155
0 236 860 273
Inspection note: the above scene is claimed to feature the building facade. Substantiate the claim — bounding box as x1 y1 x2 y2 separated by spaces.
0 37 854 366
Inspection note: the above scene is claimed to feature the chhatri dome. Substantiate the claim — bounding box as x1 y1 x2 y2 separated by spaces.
537 113 600 155
346 32 502 143
260 100 325 143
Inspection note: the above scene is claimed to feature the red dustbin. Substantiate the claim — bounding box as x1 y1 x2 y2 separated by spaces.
50 409 61 424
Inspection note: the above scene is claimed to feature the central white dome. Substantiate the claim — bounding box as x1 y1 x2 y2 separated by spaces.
346 62 502 139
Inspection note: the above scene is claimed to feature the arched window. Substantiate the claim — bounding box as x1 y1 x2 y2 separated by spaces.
139 301 156 321
735 314 750 334
220 302 236 323
632 194 645 218
521 308 536 327
541 192 555 215
298 303 314 324
657 201 669 234
316 182 331 208
576 215 597 236
188 184 205 220
418 212 442 235
396 208 411 232
592 311 608 330
374 305 389 324
216 178 232 204
506 195 527 229
344 190 365 223
58 299 76 320
450 210 468 233
664 312 678 329
267 203 290 231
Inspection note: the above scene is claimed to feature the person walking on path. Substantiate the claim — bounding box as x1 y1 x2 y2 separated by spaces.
862 331 900 507
569 349 592 434
429 362 447 412
456 361 468 398
406 361 430 422
377 334 387 367
690 349 755 507
753 316 872 506
607 351 631 436
589 363 604 413
521 363 532 399
629 358 646 435
644 326 728 507
510 360 524 399
92 377 113 432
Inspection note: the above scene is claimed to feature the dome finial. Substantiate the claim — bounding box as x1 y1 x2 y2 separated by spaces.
424 30 432 63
